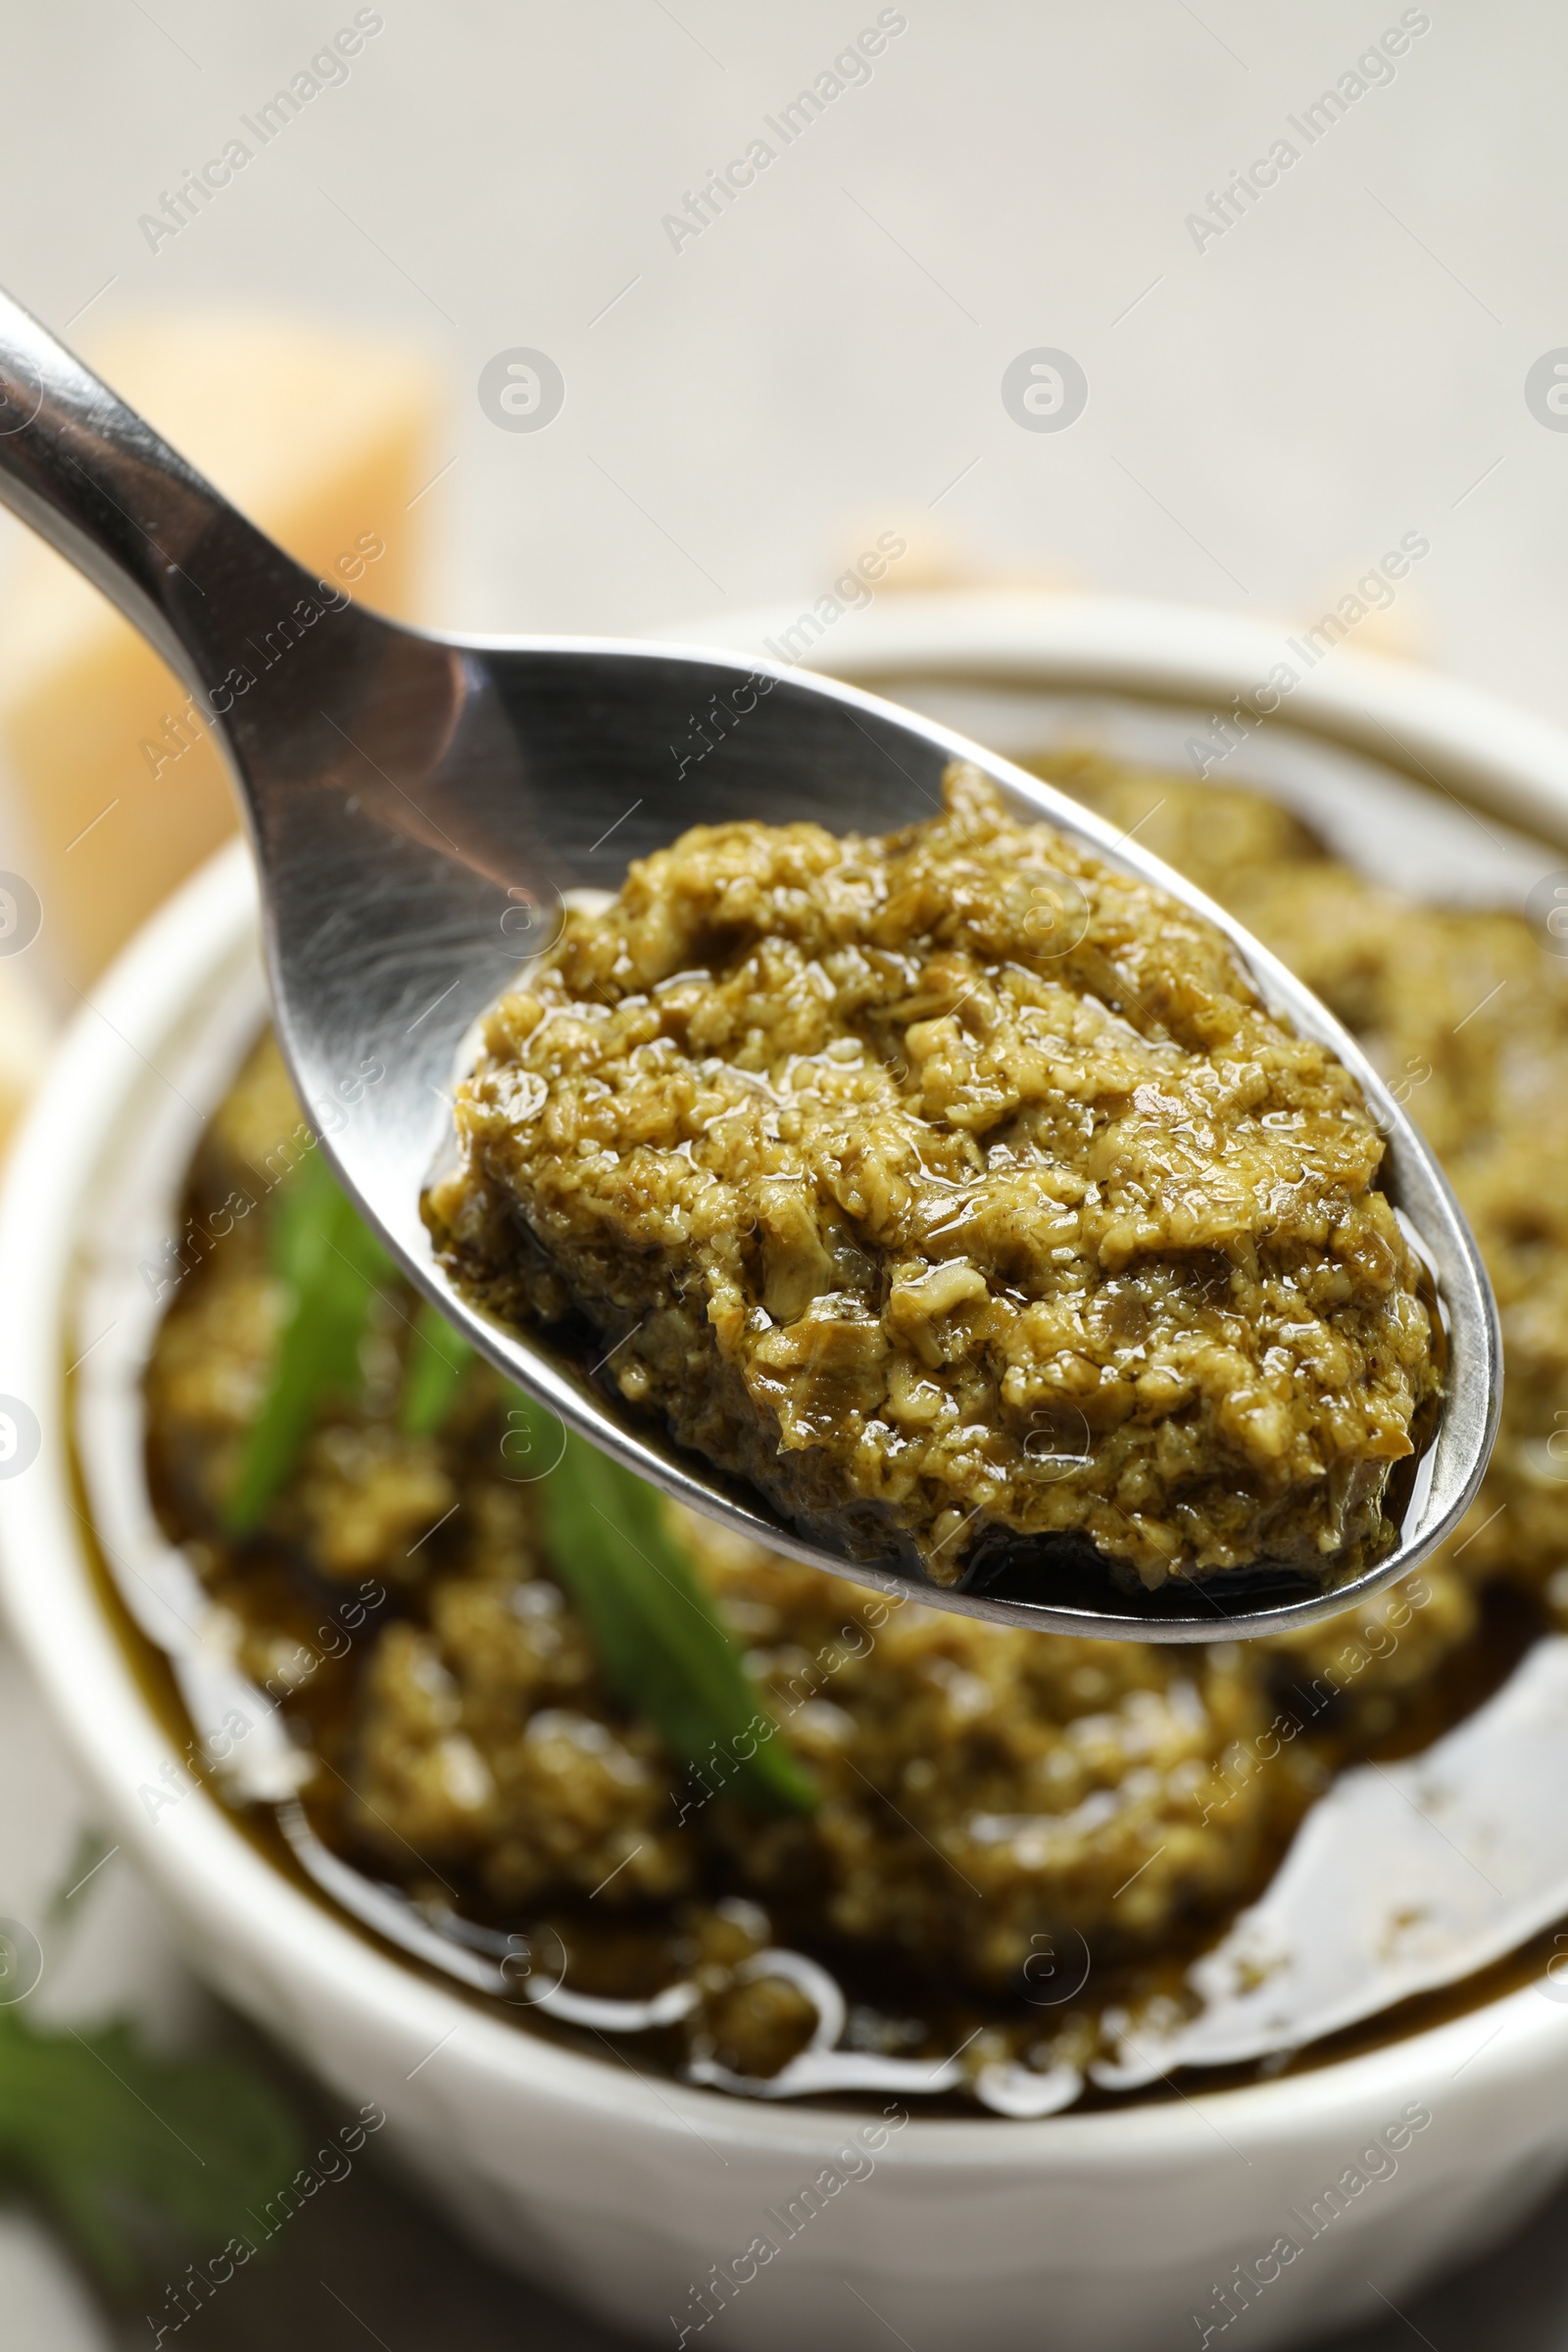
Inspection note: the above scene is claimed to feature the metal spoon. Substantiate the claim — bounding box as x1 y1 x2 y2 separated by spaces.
0 287 1500 1640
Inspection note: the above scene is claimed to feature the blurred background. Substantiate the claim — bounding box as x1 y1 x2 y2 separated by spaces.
2 1 1567 2343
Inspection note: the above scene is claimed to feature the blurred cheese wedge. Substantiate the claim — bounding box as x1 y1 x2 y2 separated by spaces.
0 958 53 1157
0 314 444 984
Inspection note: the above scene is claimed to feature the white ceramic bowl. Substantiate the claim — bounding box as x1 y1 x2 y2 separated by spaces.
5 593 1568 2352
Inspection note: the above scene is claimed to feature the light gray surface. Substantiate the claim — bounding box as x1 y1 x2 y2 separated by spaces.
0 0 1562 716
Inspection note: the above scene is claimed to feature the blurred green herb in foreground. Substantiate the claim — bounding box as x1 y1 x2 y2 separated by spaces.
0 2010 300 2293
0 1967 299 2295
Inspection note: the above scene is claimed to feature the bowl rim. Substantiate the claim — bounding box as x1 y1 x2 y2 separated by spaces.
3 585 1567 2171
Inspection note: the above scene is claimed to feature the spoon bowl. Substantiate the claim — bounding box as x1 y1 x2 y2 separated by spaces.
0 288 1500 1637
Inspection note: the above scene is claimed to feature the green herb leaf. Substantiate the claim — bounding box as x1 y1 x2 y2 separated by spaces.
400 1300 476 1438
225 1148 392 1533
513 1394 818 1816
0 2007 301 2294
229 1160 813 1814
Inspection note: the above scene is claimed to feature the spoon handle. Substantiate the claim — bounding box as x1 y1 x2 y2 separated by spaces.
0 283 331 720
